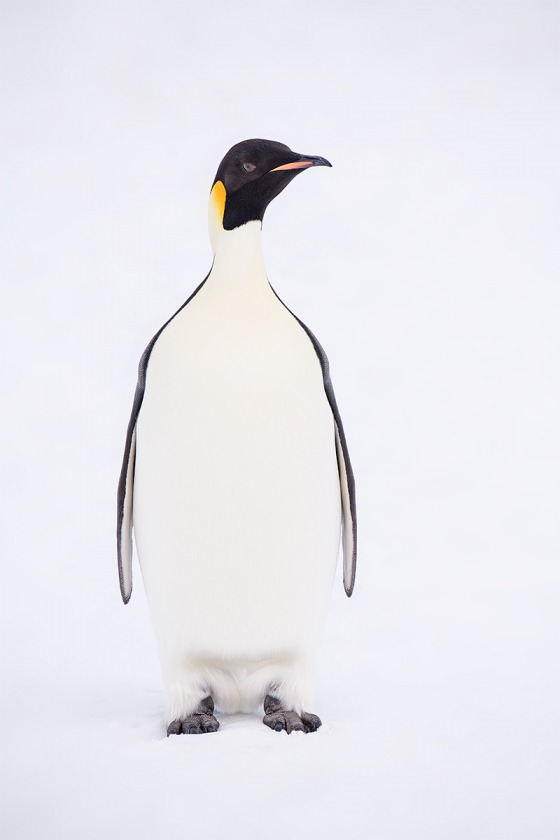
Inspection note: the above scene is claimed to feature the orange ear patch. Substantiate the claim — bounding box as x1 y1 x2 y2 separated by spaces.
211 180 226 223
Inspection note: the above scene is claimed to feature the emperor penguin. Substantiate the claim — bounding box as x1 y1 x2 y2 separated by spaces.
117 139 357 735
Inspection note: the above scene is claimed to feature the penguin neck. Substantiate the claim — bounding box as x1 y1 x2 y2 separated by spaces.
208 222 268 291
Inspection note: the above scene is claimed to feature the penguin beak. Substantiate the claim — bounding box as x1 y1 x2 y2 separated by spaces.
270 155 332 172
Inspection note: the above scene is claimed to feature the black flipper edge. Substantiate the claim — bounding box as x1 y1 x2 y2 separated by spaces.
116 272 211 604
270 287 357 596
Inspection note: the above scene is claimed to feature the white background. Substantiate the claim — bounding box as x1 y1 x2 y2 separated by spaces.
1 2 559 838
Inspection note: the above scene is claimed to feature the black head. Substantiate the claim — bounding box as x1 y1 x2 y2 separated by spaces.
210 139 332 232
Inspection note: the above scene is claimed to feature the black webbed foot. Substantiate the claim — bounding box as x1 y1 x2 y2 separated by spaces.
263 694 322 734
166 696 220 736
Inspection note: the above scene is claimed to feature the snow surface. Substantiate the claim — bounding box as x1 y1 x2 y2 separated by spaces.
1 2 559 838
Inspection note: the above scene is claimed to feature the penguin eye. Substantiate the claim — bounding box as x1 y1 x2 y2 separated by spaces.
242 162 256 173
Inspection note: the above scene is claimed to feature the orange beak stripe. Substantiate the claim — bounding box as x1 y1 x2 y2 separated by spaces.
270 161 314 172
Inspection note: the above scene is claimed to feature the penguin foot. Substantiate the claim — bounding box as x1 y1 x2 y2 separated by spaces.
166 696 220 736
263 694 322 734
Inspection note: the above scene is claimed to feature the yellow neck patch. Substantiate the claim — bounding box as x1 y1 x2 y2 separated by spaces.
210 180 226 226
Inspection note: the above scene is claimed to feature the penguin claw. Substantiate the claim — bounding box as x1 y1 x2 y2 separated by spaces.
262 694 322 735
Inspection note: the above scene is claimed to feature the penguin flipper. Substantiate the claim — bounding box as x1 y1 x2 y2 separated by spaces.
270 290 357 596
294 325 357 596
117 408 138 604
334 418 357 596
116 273 211 604
311 362 357 596
117 349 150 604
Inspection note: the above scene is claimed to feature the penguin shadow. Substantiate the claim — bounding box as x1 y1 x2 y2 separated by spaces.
165 711 331 741
167 708 334 740
94 688 333 741
91 689 254 741
220 712 333 738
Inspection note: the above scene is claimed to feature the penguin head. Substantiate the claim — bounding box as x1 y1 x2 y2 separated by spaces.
208 139 331 251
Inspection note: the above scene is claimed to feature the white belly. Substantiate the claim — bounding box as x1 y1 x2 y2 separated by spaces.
133 266 341 712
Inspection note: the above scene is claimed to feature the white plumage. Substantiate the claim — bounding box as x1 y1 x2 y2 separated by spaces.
133 222 341 722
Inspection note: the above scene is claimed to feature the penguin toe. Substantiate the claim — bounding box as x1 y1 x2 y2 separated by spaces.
200 714 220 733
166 719 183 736
263 712 286 732
301 712 322 733
198 696 215 715
285 712 305 734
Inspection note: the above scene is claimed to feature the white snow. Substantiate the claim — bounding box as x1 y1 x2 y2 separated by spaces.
1 2 559 838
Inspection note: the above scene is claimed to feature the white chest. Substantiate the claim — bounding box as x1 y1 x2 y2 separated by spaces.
132 223 341 662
